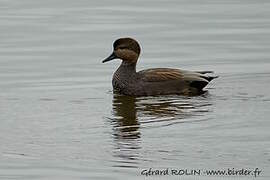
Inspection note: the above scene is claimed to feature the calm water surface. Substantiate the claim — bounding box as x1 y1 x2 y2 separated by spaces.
0 0 270 179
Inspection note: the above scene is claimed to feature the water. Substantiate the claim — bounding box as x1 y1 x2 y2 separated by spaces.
1 0 270 179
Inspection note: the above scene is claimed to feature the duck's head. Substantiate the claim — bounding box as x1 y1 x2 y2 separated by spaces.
102 37 141 64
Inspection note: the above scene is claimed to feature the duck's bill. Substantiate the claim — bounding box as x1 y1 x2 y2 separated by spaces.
102 52 117 63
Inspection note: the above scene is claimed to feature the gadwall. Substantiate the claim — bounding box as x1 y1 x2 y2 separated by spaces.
102 37 217 96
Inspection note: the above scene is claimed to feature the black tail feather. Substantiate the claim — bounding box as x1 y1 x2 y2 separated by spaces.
190 80 208 90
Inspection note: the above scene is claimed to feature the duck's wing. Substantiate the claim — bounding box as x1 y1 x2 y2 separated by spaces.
138 68 218 90
138 68 184 82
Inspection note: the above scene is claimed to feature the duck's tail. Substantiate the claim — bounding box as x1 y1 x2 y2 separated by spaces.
204 75 219 82
188 71 218 91
197 71 219 82
196 70 214 74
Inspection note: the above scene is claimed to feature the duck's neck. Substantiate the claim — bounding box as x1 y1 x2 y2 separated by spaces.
117 61 137 74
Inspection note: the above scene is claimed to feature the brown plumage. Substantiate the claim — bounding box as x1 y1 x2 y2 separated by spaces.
102 37 218 96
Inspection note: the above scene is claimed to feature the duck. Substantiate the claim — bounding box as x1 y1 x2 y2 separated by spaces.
102 37 218 96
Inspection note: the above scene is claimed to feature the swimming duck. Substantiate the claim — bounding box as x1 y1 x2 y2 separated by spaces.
102 37 217 96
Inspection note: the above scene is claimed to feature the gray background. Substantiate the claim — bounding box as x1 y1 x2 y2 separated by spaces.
0 0 270 179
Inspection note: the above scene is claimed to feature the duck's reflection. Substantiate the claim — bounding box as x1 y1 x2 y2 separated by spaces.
112 94 140 139
110 95 141 168
110 94 212 167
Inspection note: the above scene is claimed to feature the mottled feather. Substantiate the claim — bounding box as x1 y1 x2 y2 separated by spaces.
139 68 183 82
139 68 216 82
138 68 217 90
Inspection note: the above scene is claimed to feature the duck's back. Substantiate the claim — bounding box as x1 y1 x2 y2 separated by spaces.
136 68 217 96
